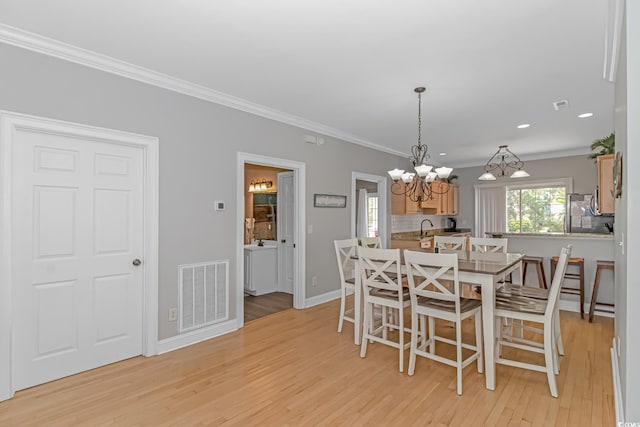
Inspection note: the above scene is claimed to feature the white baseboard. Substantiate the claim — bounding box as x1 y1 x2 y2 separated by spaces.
558 299 615 318
305 289 343 308
156 319 237 354
611 337 624 424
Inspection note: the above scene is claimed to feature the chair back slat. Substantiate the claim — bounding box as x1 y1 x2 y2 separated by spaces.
359 236 382 248
334 238 358 283
469 237 508 253
434 235 467 251
545 245 572 317
358 246 403 296
404 250 460 306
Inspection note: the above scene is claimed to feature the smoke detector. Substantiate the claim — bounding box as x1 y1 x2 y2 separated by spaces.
553 99 570 111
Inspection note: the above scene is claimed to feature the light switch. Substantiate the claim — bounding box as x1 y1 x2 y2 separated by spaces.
308 225 313 234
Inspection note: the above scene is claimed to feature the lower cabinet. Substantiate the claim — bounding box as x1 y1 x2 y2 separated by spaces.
244 246 278 296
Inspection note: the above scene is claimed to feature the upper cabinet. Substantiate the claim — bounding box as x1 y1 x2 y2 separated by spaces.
391 189 421 214
391 182 459 216
420 182 458 215
597 154 615 214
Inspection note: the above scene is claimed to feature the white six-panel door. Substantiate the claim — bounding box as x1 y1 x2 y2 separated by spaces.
11 126 144 391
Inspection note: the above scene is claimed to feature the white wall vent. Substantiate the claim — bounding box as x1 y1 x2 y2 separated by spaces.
179 260 229 333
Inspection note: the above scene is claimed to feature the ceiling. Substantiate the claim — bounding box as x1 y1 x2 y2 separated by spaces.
0 0 616 167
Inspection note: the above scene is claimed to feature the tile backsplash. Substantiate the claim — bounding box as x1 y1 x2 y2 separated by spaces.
391 215 446 233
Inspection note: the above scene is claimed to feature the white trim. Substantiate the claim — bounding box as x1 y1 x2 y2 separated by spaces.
558 299 615 318
156 320 237 355
0 111 159 401
611 337 624 423
305 289 342 308
474 177 573 192
236 153 306 329
351 172 388 248
0 24 404 159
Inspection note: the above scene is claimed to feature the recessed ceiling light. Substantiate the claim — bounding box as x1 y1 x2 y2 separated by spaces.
439 152 447 156
578 113 594 118
517 124 530 129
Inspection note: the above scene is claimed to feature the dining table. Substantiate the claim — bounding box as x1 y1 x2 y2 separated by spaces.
352 248 524 391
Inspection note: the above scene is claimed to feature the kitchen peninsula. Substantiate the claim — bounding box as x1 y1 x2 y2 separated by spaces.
486 232 615 314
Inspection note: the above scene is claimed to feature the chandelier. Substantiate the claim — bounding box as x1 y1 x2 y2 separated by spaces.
388 87 453 203
478 145 530 180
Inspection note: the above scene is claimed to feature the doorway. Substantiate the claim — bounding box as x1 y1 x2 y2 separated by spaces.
243 164 292 322
236 153 306 328
351 172 388 246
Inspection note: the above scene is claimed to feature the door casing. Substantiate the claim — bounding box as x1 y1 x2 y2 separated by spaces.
351 172 388 247
237 153 306 327
0 111 159 401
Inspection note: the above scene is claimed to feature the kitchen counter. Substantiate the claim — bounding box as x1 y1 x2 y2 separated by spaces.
485 232 614 240
391 228 471 241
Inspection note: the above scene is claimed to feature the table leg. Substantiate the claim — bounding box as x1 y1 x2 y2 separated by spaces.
481 274 496 390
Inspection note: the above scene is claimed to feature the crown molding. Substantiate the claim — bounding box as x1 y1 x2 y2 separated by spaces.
0 23 405 158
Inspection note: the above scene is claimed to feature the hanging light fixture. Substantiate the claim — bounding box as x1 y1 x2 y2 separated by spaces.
388 87 453 202
478 145 530 180
248 179 273 192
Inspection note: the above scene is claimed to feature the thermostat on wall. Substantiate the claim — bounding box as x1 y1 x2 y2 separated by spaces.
215 200 225 211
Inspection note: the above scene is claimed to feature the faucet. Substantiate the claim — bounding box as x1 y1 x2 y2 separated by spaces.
420 218 434 236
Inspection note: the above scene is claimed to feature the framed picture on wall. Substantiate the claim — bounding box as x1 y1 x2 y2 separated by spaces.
314 194 347 208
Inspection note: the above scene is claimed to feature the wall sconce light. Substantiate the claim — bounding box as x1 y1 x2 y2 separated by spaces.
248 179 273 192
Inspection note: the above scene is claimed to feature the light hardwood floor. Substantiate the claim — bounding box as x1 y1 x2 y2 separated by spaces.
0 298 614 426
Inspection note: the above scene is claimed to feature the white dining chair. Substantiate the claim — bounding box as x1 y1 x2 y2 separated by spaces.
334 238 359 334
359 236 382 248
358 246 411 372
494 245 572 398
469 237 508 253
433 235 467 251
404 250 483 395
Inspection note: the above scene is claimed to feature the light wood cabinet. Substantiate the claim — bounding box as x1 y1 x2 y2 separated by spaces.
391 188 422 214
419 183 458 215
597 154 615 214
390 237 433 249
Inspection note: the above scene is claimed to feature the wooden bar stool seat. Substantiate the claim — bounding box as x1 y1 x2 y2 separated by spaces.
589 260 615 322
522 256 547 289
551 255 585 319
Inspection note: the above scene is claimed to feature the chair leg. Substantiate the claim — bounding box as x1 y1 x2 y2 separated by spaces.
475 310 483 373
420 314 427 347
360 301 370 358
495 316 503 357
398 307 405 373
408 311 418 376
382 306 388 340
554 308 564 356
456 320 463 395
337 288 346 332
428 317 435 354
544 324 558 398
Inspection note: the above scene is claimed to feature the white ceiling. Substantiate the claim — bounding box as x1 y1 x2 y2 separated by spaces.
0 0 615 167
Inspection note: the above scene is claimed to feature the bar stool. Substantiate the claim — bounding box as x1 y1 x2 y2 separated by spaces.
551 255 585 319
588 260 615 322
522 256 547 289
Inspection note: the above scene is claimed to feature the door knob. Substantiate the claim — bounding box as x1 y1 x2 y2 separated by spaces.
132 259 141 266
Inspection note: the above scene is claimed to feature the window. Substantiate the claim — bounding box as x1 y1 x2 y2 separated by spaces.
367 193 379 237
507 186 566 233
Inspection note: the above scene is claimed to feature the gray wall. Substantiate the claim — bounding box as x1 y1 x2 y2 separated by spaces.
0 43 406 340
616 2 640 421
454 155 598 234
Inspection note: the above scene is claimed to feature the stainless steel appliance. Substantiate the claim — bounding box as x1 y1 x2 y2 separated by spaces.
566 193 614 234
